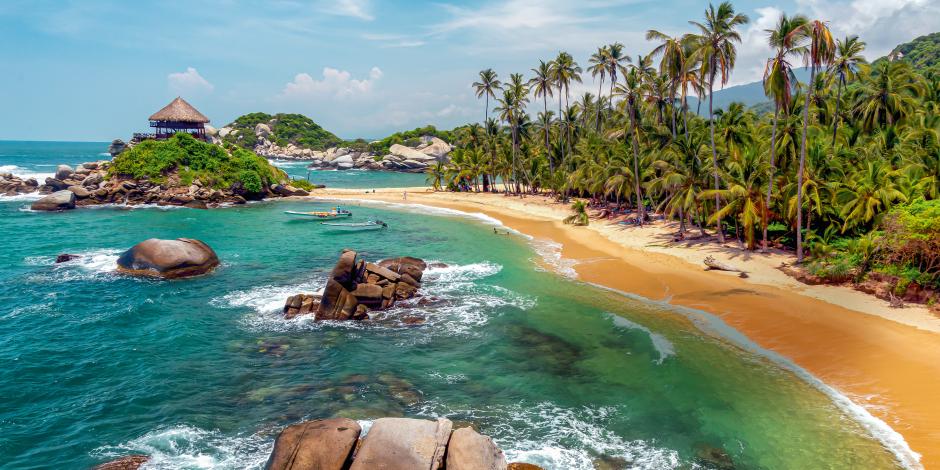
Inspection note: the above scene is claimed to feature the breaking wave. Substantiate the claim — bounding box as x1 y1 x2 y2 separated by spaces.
92 425 272 470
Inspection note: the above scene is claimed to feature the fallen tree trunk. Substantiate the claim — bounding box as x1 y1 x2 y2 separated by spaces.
703 256 749 278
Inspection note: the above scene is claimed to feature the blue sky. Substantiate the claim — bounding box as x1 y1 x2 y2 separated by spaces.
1 0 936 141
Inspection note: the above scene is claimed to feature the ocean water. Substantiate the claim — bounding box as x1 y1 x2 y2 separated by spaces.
0 142 913 469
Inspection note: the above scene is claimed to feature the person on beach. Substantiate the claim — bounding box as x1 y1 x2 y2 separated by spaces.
403 191 407 200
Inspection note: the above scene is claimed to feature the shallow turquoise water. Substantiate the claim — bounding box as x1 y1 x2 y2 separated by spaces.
0 142 911 469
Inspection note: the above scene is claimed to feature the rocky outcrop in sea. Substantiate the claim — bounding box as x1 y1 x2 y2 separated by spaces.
218 123 453 173
7 161 309 211
283 250 427 321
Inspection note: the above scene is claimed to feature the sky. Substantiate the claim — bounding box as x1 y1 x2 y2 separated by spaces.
0 0 937 142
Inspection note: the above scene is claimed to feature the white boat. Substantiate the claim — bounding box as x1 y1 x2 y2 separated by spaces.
284 207 352 219
320 220 388 231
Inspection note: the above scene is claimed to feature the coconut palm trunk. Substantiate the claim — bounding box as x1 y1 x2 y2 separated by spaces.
629 98 645 227
796 64 816 263
831 73 844 145
762 102 780 251
707 72 725 243
595 75 605 132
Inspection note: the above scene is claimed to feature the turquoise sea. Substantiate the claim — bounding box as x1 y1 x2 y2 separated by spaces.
0 142 917 469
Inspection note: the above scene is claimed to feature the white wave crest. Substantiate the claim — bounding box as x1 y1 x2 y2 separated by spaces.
92 425 271 470
529 238 578 279
416 401 679 470
605 313 676 364
24 249 121 282
0 164 54 181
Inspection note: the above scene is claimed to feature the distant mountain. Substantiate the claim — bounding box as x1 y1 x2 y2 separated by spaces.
874 32 940 75
686 68 810 116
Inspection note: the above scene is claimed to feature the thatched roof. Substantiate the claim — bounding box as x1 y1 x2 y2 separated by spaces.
149 97 209 123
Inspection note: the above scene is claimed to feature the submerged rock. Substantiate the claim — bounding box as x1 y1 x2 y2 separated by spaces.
91 455 149 470
54 253 81 263
507 464 544 470
265 418 361 470
30 190 76 211
116 238 219 279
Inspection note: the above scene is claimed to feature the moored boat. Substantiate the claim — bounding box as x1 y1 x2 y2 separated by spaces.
284 207 352 219
319 220 388 231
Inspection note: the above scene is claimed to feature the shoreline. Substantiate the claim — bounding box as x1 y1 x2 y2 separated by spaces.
315 187 940 469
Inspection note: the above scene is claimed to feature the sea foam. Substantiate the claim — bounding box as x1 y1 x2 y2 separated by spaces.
93 425 272 470
605 313 676 364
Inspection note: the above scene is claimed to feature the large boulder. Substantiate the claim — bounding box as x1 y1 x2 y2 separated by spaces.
30 190 75 211
379 257 427 282
116 238 219 279
349 417 452 470
389 144 437 162
421 137 453 158
264 418 361 470
255 123 273 138
446 427 508 470
108 139 127 157
92 455 149 470
55 164 74 180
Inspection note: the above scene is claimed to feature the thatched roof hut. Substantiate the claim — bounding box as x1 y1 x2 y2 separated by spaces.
142 97 210 141
149 96 210 123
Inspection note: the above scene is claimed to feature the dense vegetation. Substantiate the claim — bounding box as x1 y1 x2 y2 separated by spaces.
223 112 344 150
430 3 939 289
109 133 286 193
876 32 940 76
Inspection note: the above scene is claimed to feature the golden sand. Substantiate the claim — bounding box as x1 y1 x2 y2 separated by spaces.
314 188 940 468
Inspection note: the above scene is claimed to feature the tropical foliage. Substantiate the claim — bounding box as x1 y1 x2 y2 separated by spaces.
109 133 286 193
434 2 938 284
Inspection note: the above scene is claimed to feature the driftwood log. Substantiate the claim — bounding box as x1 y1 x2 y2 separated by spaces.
703 256 749 278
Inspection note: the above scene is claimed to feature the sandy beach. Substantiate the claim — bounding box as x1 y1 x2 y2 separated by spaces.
316 187 940 469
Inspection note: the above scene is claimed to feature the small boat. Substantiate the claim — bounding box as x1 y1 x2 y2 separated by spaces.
320 220 388 231
284 206 352 219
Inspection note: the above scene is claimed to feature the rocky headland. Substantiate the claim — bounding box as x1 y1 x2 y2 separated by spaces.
6 133 310 211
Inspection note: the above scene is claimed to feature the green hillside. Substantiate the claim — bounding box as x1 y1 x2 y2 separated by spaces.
222 113 345 150
876 32 940 76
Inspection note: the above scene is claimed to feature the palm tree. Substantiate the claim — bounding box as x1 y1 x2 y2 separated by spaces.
854 61 922 132
529 60 555 175
588 46 610 132
605 43 630 118
426 160 446 191
473 69 502 191
551 51 583 173
615 66 647 225
829 35 866 144
761 12 808 250
647 30 686 139
564 200 590 225
795 19 834 262
690 1 750 243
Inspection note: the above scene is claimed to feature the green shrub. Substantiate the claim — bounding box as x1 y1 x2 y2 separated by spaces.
290 178 315 191
109 133 285 192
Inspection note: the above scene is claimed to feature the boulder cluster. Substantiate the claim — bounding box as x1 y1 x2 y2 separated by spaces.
12 161 308 211
284 250 426 321
97 417 542 470
264 417 532 470
229 122 453 173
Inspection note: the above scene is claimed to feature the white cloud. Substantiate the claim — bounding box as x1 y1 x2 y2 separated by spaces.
279 66 383 100
167 67 214 94
795 0 939 59
323 0 373 21
728 7 782 86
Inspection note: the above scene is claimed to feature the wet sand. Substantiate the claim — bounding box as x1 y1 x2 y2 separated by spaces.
315 188 940 468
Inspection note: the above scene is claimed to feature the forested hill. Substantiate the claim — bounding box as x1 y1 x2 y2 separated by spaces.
221 113 345 150
876 32 940 76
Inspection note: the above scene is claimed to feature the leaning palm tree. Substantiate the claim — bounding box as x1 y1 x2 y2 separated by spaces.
761 12 808 250
690 1 750 243
795 19 835 262
829 35 866 144
588 46 610 132
529 60 555 175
